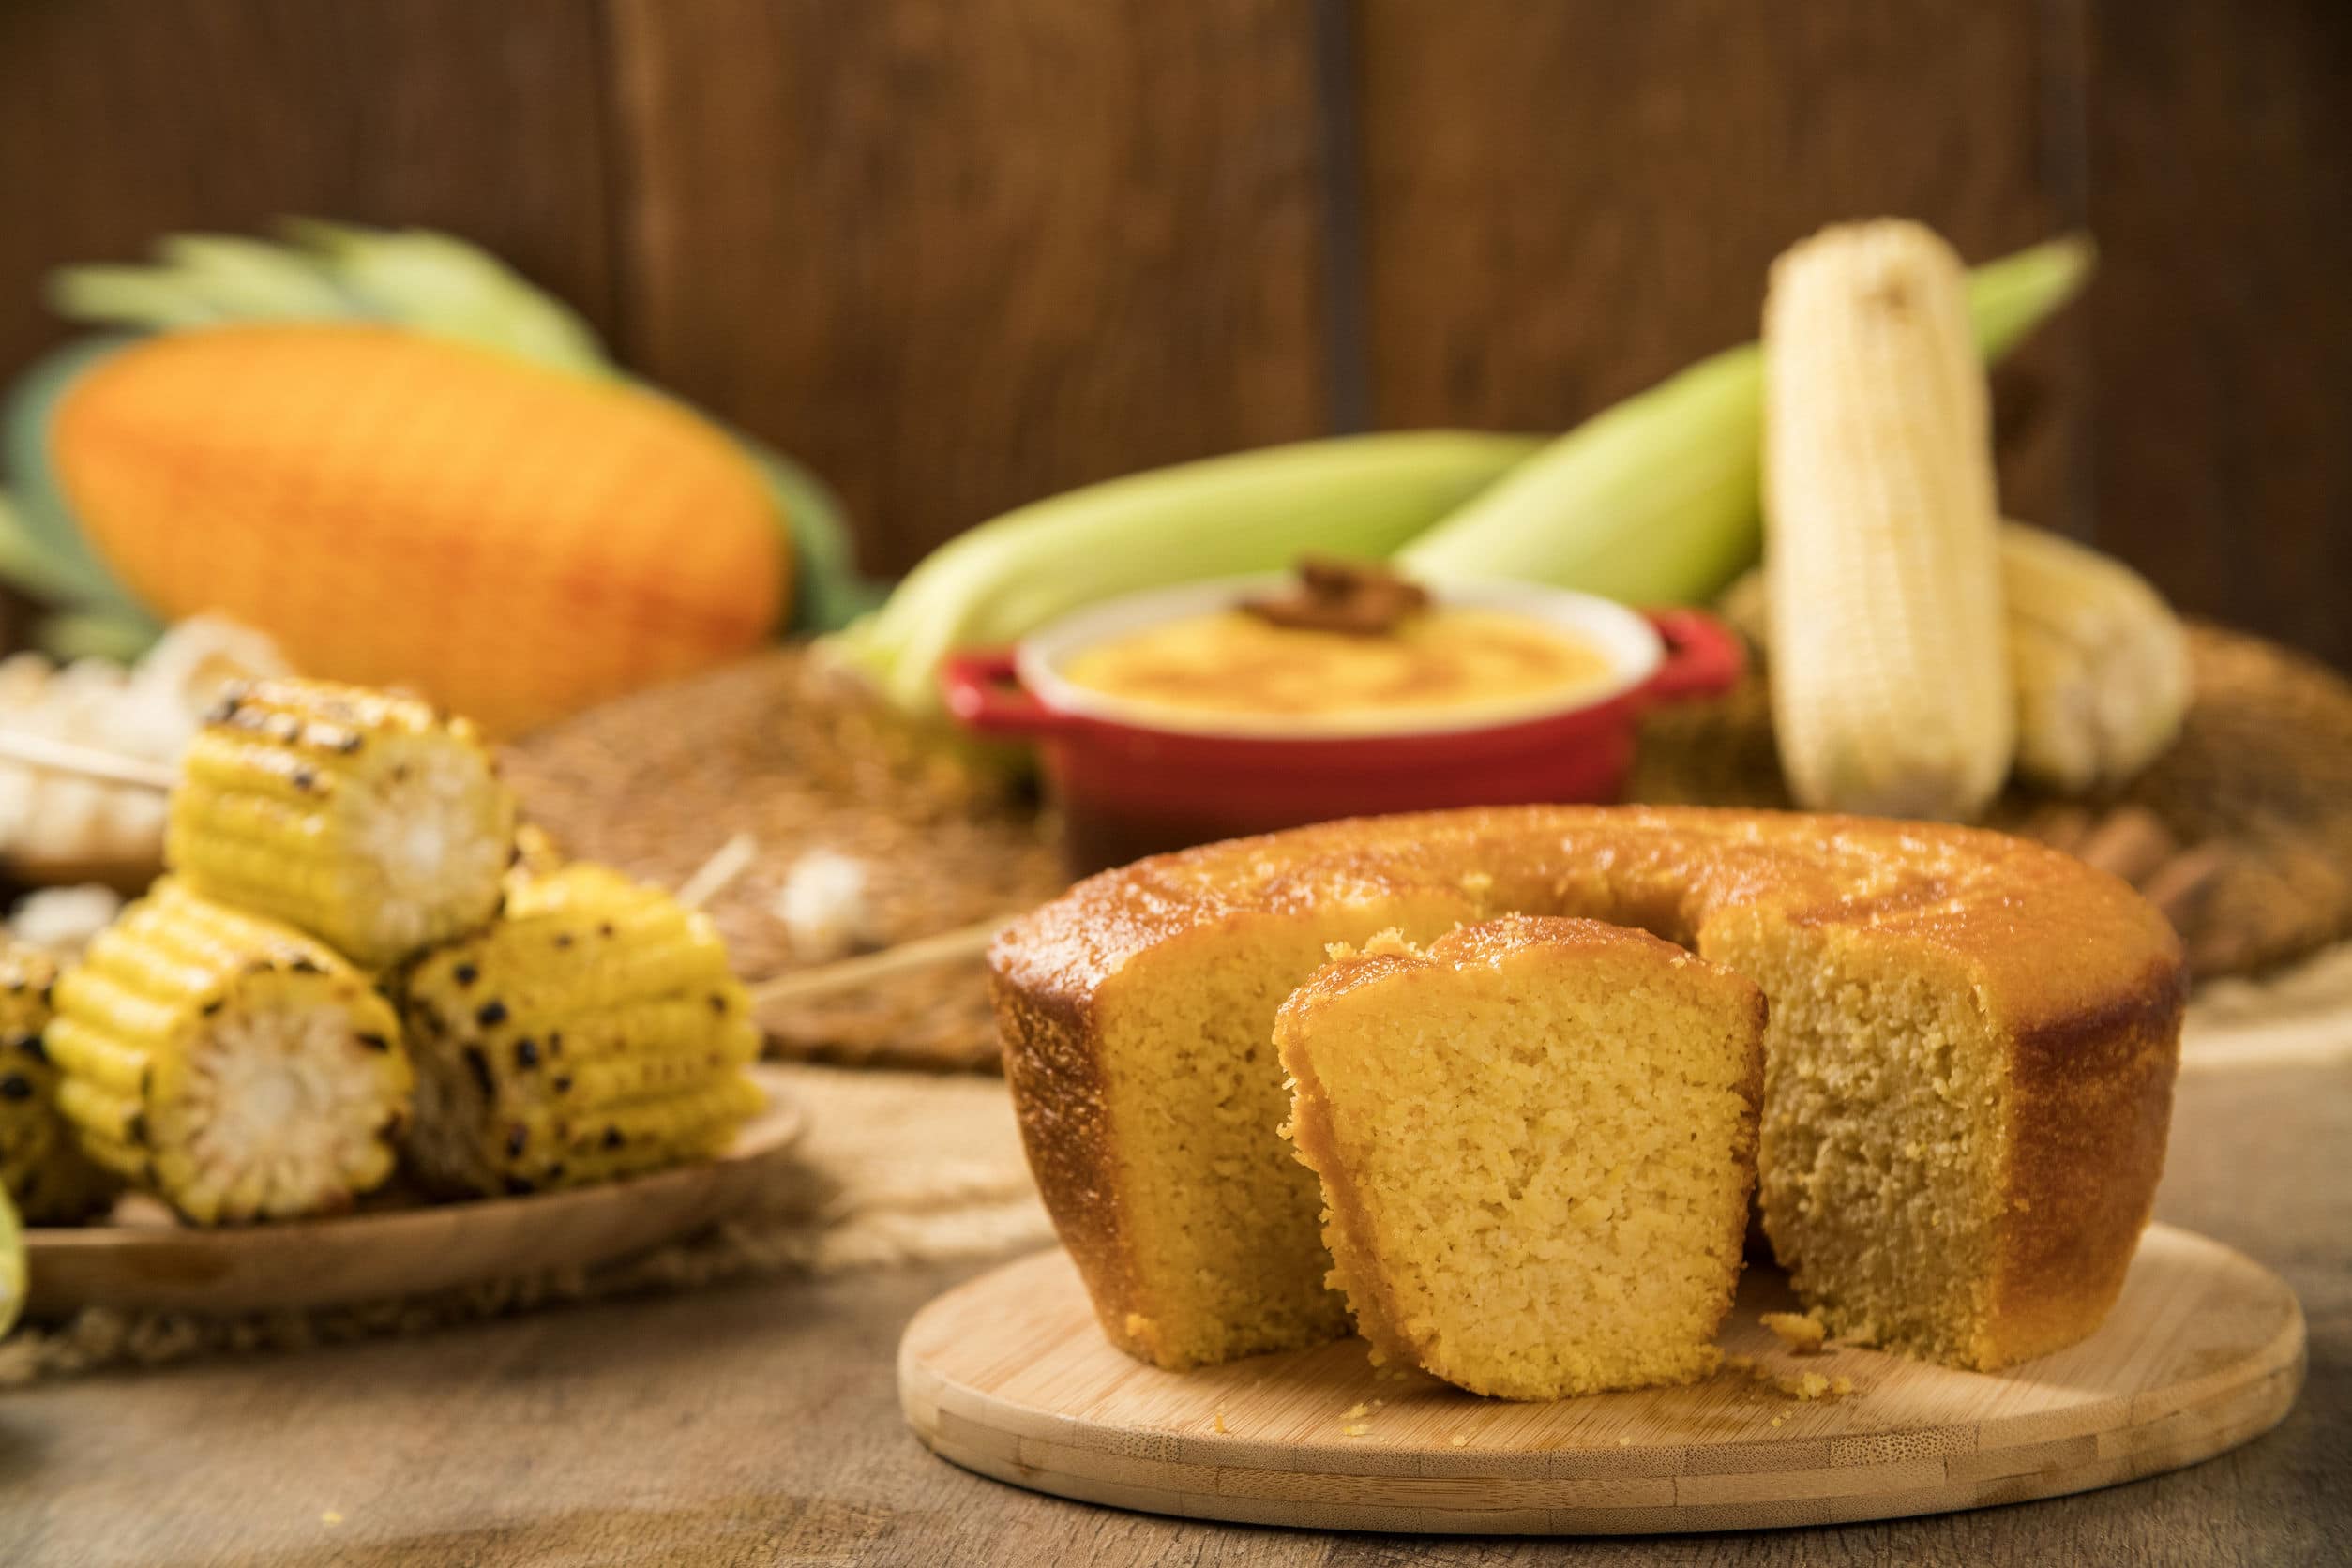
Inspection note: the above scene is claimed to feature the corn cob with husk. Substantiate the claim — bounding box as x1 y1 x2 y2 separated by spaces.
166 676 517 969
0 942 120 1223
3 221 875 730
1395 234 2094 608
46 880 412 1224
1720 523 2191 795
1761 220 2014 821
400 863 762 1198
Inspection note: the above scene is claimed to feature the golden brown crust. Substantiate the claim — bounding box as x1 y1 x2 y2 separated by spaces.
1989 957 2185 1364
990 805 2183 1370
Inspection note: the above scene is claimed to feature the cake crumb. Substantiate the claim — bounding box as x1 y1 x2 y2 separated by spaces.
1832 1376 1855 1396
1342 1402 1371 1420
1213 1410 1228 1434
321 1512 344 1528
1760 1310 1827 1355
1449 1434 1469 1448
1357 927 1420 958
1616 1435 1632 1447
1342 1423 1371 1437
1791 1373 1832 1401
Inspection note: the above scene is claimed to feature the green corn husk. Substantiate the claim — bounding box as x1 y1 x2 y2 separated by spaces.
1396 235 2096 604
837 430 1543 716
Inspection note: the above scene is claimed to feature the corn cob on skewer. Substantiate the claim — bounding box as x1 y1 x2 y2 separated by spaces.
167 677 518 969
400 864 761 1198
1719 522 2191 795
0 942 120 1223
46 880 412 1224
1762 220 2014 821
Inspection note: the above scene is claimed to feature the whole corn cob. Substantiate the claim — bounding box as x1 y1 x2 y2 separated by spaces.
44 324 788 735
47 881 413 1224
1762 220 2013 821
2002 526 2191 792
400 863 762 1198
167 676 518 969
0 942 120 1223
1396 235 2095 607
1720 524 2191 796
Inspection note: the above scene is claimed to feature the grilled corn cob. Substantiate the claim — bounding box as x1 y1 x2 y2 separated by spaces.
46 881 412 1223
167 677 518 969
0 942 119 1223
1762 220 2013 821
2002 526 2191 792
400 863 761 1197
1721 524 2191 796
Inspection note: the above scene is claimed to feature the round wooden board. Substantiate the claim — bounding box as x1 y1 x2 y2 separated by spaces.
23 1064 807 1317
900 1225 2305 1535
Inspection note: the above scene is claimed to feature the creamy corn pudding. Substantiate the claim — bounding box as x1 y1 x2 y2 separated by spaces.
1057 607 1613 730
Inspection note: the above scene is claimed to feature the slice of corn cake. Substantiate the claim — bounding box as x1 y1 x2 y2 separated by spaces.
1275 917 1765 1400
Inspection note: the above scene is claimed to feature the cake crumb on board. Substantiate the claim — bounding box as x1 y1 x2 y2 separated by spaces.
1760 1309 1828 1354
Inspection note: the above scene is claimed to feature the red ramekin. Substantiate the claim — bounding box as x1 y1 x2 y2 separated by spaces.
940 577 1743 875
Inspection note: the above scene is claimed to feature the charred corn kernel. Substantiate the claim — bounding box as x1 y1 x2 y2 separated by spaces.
46 881 411 1224
52 323 789 735
1763 220 2013 821
167 677 518 969
400 863 761 1197
0 942 119 1223
2002 526 2190 792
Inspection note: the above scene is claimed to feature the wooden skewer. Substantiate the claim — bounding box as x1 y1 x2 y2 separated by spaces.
747 917 1003 1012
0 728 1012 1009
0 731 177 792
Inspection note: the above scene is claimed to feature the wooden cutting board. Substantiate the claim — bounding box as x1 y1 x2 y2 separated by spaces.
899 1224 2303 1534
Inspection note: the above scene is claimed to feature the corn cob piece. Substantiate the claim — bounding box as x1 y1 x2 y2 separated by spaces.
167 677 518 969
46 881 412 1224
0 942 120 1223
400 863 762 1198
2002 526 2191 792
1762 220 2013 821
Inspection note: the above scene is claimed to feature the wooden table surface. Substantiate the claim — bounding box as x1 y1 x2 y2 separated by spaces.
3 1062 2344 1568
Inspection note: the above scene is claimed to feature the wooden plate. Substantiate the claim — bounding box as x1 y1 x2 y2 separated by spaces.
23 1064 807 1317
900 1225 2305 1534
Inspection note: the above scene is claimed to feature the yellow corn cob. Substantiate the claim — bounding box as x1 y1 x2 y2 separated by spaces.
1720 524 2191 796
53 324 788 735
0 942 120 1223
167 676 518 969
2002 526 2190 792
47 881 412 1224
400 863 762 1197
1762 220 2013 820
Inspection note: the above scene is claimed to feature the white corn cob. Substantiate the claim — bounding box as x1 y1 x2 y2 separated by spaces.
1762 220 2013 820
1719 523 2192 796
2002 525 2190 792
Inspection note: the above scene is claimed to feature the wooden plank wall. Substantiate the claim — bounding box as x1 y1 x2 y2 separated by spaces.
0 0 2342 661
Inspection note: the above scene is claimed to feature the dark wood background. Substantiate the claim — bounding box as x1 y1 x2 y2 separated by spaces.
0 0 2344 663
